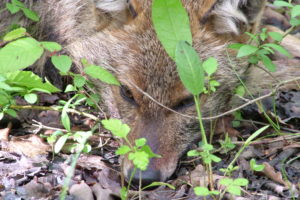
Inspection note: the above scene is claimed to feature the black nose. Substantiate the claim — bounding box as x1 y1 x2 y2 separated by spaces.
127 168 161 187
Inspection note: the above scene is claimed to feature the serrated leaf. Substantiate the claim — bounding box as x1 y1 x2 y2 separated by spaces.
21 8 39 21
263 43 291 58
128 151 149 171
175 41 204 95
116 145 131 155
203 57 218 76
233 178 249 186
237 45 258 58
291 5 300 18
6 3 20 14
24 93 38 104
40 42 62 52
268 32 283 42
0 37 44 72
260 54 276 72
101 119 130 138
84 65 120 86
3 27 26 41
5 71 60 93
227 186 241 196
194 187 210 196
51 55 72 73
152 0 192 59
135 138 146 147
54 135 68 154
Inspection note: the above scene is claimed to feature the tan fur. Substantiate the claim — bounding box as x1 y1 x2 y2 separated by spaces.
1 0 299 183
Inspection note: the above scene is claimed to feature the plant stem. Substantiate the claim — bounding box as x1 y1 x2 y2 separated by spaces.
194 95 207 144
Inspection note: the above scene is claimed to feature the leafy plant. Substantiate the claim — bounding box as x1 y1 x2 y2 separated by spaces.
250 158 265 172
219 178 249 196
5 0 40 21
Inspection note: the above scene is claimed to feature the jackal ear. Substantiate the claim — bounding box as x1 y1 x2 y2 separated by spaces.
94 0 140 30
210 0 264 35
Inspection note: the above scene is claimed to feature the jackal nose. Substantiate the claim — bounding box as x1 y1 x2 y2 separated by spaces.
127 168 161 187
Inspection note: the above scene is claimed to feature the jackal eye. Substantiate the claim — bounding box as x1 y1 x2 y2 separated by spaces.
173 96 195 111
120 85 137 105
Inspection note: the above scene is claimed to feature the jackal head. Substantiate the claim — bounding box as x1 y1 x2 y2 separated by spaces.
91 0 265 185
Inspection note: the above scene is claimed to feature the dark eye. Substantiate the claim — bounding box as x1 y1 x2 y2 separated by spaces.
120 85 138 106
173 96 195 111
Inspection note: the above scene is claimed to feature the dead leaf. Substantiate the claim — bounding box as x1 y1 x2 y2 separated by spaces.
263 162 289 186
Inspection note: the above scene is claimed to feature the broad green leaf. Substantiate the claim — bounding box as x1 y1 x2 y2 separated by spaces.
128 151 149 171
0 37 44 72
51 55 72 73
6 3 20 14
290 18 300 26
203 57 218 76
228 43 244 50
40 42 62 52
73 75 86 88
5 71 60 92
227 186 241 196
187 149 200 157
0 113 3 120
24 93 38 104
21 8 39 21
194 187 210 196
120 187 128 200
260 54 276 72
3 27 26 41
175 41 204 95
235 85 245 97
64 84 76 93
220 178 233 186
263 43 291 58
101 119 130 138
233 178 249 186
291 5 300 18
152 0 192 59
237 45 258 58
54 135 69 154
273 1 293 8
5 109 17 118
84 65 120 86
12 0 25 8
140 145 161 158
268 32 283 42
135 138 146 147
116 145 131 155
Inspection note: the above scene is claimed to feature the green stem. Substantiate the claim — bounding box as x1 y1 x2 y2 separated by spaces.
194 95 207 144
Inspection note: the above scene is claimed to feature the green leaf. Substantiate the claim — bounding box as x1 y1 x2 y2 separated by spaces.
0 37 44 72
250 158 265 172
235 85 245 97
187 149 200 157
291 5 300 18
260 54 276 72
175 41 204 95
40 42 62 52
5 109 17 118
11 0 25 8
194 187 210 196
5 71 60 93
263 43 291 58
3 27 26 41
140 145 161 159
268 32 283 42
24 93 38 104
228 43 244 50
227 185 241 196
51 55 72 73
64 84 76 93
233 178 249 186
101 119 130 138
116 145 131 155
73 75 86 88
120 187 128 200
273 1 293 8
203 57 218 76
128 151 149 171
61 95 77 132
84 65 120 86
290 18 300 26
142 182 175 190
0 113 4 120
54 135 69 154
237 45 258 58
21 8 40 21
135 138 146 147
220 178 233 186
6 3 20 14
152 0 192 59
